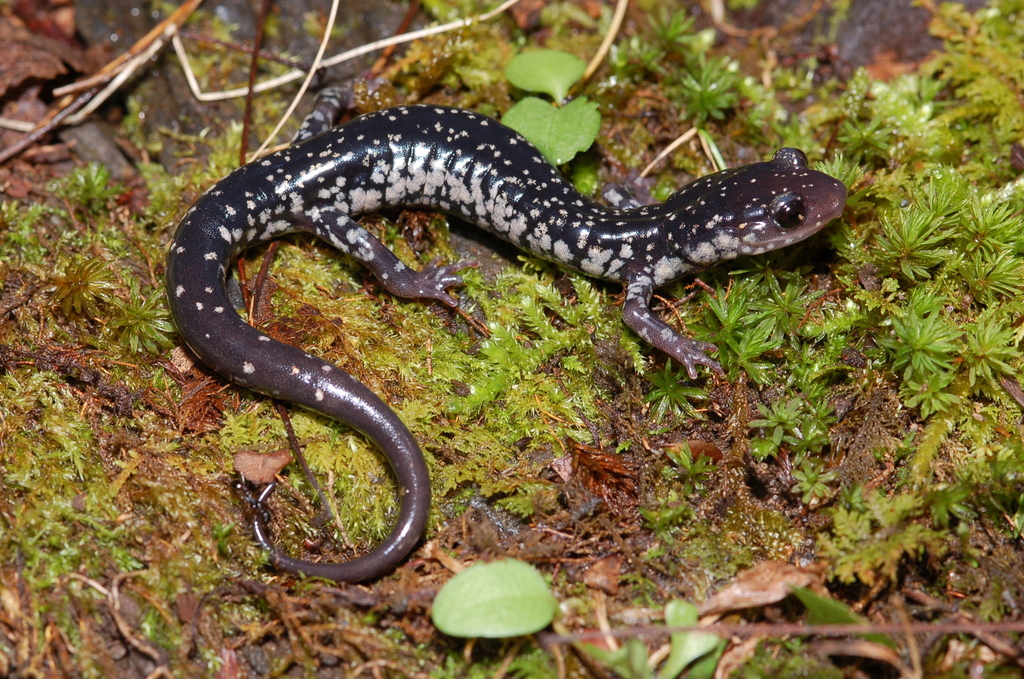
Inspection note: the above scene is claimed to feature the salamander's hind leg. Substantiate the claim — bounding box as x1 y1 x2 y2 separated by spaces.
308 205 476 307
622 276 724 379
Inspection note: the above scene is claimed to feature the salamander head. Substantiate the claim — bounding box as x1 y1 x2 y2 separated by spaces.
660 148 847 276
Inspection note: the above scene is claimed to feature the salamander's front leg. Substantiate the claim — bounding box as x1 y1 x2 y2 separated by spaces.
309 205 475 306
622 276 724 379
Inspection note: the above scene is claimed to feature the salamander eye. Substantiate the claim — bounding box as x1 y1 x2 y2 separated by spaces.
770 194 806 230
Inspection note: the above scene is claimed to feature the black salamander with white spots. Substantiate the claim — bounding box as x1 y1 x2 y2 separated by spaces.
166 94 847 582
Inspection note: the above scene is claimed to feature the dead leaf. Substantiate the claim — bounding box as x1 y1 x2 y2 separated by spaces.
698 560 828 617
549 453 572 483
0 21 68 98
713 636 761 679
570 439 637 513
583 555 623 596
168 346 197 372
12 0 77 43
214 648 239 679
666 439 724 463
509 0 545 30
175 591 199 623
865 50 917 82
234 449 292 485
811 639 914 676
0 83 49 150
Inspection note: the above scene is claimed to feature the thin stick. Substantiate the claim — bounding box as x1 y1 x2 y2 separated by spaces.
0 88 97 164
582 0 629 83
240 0 274 165
370 0 422 74
639 127 697 178
68 34 168 123
172 0 523 104
0 118 35 132
252 0 343 158
52 0 204 97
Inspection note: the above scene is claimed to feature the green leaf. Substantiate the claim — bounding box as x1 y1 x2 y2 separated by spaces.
662 600 721 679
791 586 860 625
431 559 557 638
502 97 601 165
505 49 586 102
685 645 727 679
790 586 893 647
578 639 652 679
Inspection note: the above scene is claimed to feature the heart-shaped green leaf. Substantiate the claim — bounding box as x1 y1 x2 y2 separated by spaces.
431 559 557 638
502 96 600 165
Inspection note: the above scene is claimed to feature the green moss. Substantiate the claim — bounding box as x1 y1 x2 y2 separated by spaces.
431 645 557 678
49 255 117 321
819 487 949 586
51 164 123 216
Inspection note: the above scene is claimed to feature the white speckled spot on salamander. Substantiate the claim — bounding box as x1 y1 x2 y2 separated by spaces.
165 93 847 582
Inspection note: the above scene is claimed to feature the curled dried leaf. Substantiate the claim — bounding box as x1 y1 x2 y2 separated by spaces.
234 449 292 485
698 560 828 617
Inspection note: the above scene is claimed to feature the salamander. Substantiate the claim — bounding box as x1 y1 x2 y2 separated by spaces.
165 91 846 582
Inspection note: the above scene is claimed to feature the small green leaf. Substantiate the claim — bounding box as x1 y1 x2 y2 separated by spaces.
505 49 586 102
578 639 653 679
503 97 600 165
662 601 722 679
791 585 858 623
431 559 557 638
791 586 893 647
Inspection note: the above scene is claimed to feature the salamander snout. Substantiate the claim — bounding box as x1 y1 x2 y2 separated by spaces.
706 150 848 257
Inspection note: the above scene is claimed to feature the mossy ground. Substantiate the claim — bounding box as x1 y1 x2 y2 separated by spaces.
1 0 1022 677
